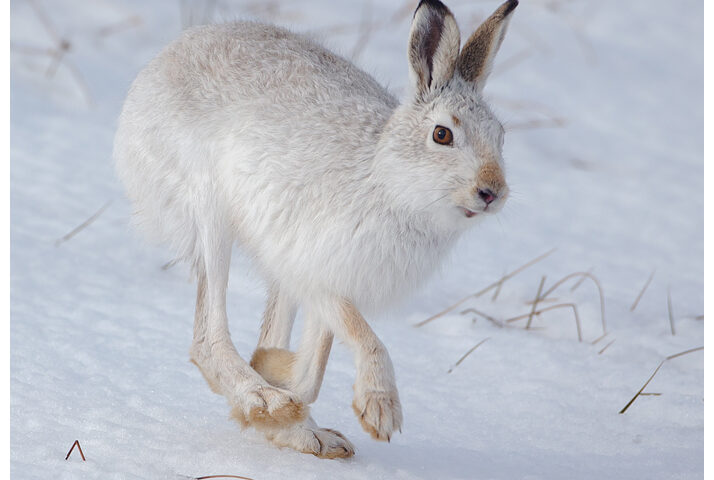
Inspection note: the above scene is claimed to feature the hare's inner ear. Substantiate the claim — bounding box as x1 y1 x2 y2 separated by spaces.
408 0 461 95
457 0 518 93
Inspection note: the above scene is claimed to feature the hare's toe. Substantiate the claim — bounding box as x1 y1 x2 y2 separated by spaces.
231 384 306 429
267 420 355 459
352 391 402 442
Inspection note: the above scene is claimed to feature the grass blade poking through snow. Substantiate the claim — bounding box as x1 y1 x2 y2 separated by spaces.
460 308 504 327
506 303 583 342
539 271 606 335
526 276 546 330
55 201 112 246
448 338 490 374
416 248 556 327
194 475 255 480
667 287 676 336
619 346 703 414
630 269 656 312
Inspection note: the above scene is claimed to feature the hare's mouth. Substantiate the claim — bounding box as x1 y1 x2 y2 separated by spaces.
459 207 479 218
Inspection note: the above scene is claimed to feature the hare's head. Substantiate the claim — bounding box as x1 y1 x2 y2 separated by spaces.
378 0 517 228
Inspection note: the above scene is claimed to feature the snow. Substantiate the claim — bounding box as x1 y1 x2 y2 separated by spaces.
10 0 703 479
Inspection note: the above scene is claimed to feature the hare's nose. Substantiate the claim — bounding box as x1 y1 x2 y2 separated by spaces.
478 188 496 205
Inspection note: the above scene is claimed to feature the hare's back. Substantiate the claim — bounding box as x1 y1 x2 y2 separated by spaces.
144 22 395 119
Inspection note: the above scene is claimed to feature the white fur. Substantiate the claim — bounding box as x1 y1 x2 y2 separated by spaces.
114 0 515 455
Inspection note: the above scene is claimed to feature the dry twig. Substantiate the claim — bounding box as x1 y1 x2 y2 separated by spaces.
416 248 556 327
491 269 506 301
194 475 254 480
590 332 608 345
506 303 583 342
65 440 85 461
447 337 490 374
667 287 676 336
525 276 546 330
570 267 592 292
55 201 112 246
162 258 180 271
539 271 606 335
349 0 374 60
460 308 503 328
619 346 703 414
630 269 655 312
597 339 615 355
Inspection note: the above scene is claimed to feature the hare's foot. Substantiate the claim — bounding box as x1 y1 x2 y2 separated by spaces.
230 383 306 429
191 348 306 429
265 416 355 459
352 389 402 442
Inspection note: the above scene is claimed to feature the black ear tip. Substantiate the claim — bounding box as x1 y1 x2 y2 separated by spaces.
503 0 519 16
416 0 450 15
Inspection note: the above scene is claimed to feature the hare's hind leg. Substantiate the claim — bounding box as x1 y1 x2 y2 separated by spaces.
189 233 305 430
256 284 297 350
250 294 354 459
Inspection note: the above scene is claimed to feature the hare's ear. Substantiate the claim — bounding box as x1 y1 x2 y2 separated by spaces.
408 0 461 95
457 0 518 93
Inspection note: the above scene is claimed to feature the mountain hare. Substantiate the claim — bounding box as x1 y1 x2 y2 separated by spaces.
115 0 517 458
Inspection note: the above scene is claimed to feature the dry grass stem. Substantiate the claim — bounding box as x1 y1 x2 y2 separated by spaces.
95 15 142 38
65 440 85 461
447 337 490 374
28 0 61 43
349 0 374 60
597 339 615 355
525 297 559 305
194 475 255 480
570 267 593 292
539 271 606 334
416 248 556 327
590 332 608 345
667 287 676 336
525 276 546 330
630 269 655 312
10 42 56 56
506 303 582 342
162 258 180 271
460 308 503 328
55 201 112 246
619 346 703 414
491 269 506 301
21 0 95 105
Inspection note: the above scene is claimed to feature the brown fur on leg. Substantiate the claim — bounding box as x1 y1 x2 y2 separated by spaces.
231 399 307 430
235 348 306 430
250 347 295 389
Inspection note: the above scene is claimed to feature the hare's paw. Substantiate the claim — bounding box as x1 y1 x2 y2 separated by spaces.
352 390 402 442
266 422 355 459
231 384 306 429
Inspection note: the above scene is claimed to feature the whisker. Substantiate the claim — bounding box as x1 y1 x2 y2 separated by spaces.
420 193 450 211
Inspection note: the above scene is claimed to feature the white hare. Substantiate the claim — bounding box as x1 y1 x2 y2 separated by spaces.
114 0 517 458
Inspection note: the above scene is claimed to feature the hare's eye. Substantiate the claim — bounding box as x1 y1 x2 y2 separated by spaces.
432 126 453 146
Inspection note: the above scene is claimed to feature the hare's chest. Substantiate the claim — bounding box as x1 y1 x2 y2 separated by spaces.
344 228 454 308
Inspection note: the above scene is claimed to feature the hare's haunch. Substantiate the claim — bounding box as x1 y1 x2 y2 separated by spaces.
114 0 517 458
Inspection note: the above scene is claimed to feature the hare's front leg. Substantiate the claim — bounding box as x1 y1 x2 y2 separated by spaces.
333 301 402 442
250 293 354 458
188 233 305 430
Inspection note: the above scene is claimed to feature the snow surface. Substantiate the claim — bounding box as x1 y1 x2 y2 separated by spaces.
11 0 703 479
